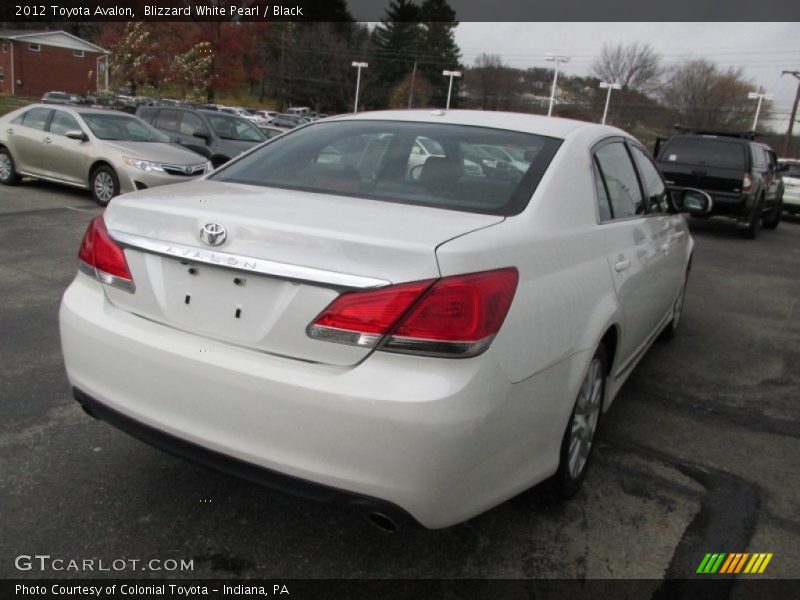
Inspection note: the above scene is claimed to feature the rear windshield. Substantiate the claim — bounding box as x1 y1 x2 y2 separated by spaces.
660 137 747 170
210 120 562 216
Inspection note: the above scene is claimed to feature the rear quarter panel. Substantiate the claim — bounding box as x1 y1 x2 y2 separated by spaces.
436 130 622 385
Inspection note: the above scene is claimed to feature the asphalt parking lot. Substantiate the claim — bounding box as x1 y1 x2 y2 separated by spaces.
1 180 798 581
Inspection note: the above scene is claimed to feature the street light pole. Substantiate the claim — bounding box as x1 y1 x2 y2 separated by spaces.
351 61 368 114
442 69 462 110
599 81 622 125
781 70 800 156
747 91 773 131
546 54 570 117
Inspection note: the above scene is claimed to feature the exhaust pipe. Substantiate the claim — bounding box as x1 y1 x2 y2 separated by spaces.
368 512 398 533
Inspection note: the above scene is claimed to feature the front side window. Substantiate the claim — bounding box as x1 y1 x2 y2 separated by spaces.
210 120 562 216
631 146 669 213
80 113 169 142
594 142 644 219
49 110 82 136
205 113 265 142
155 109 180 132
20 108 52 131
180 112 208 137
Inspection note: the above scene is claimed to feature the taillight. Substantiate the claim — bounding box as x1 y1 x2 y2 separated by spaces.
307 268 519 358
743 172 753 192
77 216 135 292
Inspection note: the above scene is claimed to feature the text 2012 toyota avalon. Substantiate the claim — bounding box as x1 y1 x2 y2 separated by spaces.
59 110 711 529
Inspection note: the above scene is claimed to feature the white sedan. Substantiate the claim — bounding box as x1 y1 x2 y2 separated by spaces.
60 110 711 530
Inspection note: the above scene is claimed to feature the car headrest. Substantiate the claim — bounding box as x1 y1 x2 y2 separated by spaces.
419 156 462 191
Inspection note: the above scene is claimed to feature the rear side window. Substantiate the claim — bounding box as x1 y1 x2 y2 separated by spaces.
631 146 669 213
783 163 800 177
20 108 52 131
661 138 746 170
594 142 644 219
210 120 562 216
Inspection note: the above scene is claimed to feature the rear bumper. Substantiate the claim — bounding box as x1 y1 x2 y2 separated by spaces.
60 273 576 528
72 387 419 529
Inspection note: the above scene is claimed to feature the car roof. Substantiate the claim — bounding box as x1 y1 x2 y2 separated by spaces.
325 109 613 140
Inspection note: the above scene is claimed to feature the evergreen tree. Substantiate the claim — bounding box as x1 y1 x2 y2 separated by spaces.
371 0 422 108
418 0 462 108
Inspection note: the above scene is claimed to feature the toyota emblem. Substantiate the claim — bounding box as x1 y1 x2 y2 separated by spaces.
200 223 227 246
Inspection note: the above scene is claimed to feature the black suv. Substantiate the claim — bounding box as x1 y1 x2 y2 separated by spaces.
655 130 787 239
136 106 267 168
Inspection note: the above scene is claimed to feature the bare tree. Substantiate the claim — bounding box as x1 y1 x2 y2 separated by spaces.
591 42 661 93
660 58 759 130
465 54 522 111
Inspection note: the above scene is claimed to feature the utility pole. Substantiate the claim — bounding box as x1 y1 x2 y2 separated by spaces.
782 70 800 156
408 62 417 109
546 54 571 117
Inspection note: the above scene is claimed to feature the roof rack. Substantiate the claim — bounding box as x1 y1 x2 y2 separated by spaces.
673 125 757 140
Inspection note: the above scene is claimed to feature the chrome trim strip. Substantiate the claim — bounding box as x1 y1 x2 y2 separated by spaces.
108 229 391 290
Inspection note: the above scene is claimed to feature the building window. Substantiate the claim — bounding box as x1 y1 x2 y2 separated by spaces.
73 49 84 58
28 43 41 52
0 67 4 82
1 43 8 53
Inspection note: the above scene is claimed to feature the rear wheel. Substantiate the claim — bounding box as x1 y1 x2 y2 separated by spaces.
738 196 763 239
91 165 119 206
210 156 229 169
762 197 782 230
0 148 21 185
549 345 607 499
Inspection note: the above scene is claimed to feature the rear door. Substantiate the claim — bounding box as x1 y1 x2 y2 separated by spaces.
7 107 52 173
594 139 669 370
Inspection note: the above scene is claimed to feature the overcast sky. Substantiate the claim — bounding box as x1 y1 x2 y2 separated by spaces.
452 23 800 129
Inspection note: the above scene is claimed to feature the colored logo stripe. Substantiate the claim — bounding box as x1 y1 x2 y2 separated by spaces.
697 553 773 574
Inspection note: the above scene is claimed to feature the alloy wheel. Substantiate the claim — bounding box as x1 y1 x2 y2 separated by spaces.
94 172 115 203
568 357 603 479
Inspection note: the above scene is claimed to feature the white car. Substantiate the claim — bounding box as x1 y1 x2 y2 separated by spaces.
779 158 800 214
60 110 711 530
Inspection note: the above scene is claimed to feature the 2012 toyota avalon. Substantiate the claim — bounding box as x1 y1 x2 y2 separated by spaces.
0 104 210 205
59 110 711 529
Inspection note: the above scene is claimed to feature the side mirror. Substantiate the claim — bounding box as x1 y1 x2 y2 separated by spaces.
65 130 87 141
192 131 210 143
675 188 713 216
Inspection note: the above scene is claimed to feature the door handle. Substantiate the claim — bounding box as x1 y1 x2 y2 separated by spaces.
660 242 671 253
6 128 14 134
614 259 632 272
43 137 52 144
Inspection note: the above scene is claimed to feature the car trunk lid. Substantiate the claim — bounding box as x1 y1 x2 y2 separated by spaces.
101 180 503 366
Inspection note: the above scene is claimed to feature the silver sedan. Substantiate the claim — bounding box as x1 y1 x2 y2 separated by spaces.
0 104 210 205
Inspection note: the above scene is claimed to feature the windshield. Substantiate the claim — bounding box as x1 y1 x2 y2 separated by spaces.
81 113 169 142
205 113 265 142
210 120 561 216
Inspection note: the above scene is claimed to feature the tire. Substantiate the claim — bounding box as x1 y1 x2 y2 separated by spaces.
762 198 782 230
0 147 21 185
738 196 763 240
660 274 688 341
91 165 119 206
549 345 607 500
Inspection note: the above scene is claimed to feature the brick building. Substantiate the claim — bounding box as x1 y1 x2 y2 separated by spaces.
0 30 108 99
